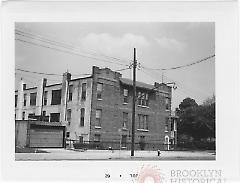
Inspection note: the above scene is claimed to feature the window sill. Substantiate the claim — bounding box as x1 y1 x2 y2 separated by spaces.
122 128 128 131
123 102 128 105
137 129 149 132
97 98 103 101
137 105 150 108
165 130 169 132
95 126 102 129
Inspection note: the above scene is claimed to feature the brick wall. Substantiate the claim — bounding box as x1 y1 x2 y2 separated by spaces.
89 66 172 150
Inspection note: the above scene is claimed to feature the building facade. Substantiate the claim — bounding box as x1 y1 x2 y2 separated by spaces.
15 66 176 150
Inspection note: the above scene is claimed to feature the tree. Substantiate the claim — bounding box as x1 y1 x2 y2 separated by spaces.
176 97 215 142
179 98 198 111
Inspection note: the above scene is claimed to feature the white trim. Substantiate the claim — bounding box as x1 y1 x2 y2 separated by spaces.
137 129 149 132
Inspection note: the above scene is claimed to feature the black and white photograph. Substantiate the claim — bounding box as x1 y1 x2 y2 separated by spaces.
14 22 216 161
1 1 239 182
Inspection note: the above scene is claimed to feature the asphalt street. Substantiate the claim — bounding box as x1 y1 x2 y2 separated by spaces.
15 149 216 161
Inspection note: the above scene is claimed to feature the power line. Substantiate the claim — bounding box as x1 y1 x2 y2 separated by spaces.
114 67 131 72
15 72 62 82
142 54 215 71
16 68 62 76
140 67 209 98
16 28 131 64
16 67 130 78
15 28 130 66
16 38 129 67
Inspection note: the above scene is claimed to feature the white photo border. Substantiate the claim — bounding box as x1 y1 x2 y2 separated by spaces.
1 1 239 182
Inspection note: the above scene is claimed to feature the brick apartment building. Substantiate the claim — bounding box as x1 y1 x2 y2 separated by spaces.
15 66 177 150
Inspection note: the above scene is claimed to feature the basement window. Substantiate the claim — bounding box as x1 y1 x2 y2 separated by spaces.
79 136 83 143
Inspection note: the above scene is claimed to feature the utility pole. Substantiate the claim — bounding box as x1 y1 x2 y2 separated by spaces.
131 48 137 157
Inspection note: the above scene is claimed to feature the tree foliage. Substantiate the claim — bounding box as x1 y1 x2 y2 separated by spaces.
176 96 215 141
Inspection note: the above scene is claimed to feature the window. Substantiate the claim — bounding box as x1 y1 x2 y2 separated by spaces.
66 132 70 138
50 113 60 122
138 92 141 105
67 109 72 123
97 83 103 99
137 91 149 106
23 94 27 106
28 113 35 119
138 114 148 130
140 136 145 142
123 112 128 129
121 135 127 147
43 91 48 105
80 108 85 127
123 89 128 103
94 134 101 142
23 84 26 90
30 92 37 106
22 111 25 120
170 119 174 131
79 136 83 143
81 83 86 100
68 85 73 101
165 117 169 132
145 93 149 106
165 98 170 110
43 111 46 116
51 89 61 105
96 109 102 127
15 95 18 107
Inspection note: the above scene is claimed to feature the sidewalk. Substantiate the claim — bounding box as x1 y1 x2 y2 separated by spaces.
15 149 216 161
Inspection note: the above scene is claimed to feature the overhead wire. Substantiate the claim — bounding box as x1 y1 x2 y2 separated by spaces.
140 67 207 98
16 28 131 64
16 38 129 67
142 54 215 71
15 28 130 66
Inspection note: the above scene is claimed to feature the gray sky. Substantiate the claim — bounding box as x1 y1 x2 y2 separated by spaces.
15 22 215 109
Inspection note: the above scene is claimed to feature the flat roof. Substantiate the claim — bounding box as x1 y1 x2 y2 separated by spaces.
15 75 92 92
120 78 155 90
